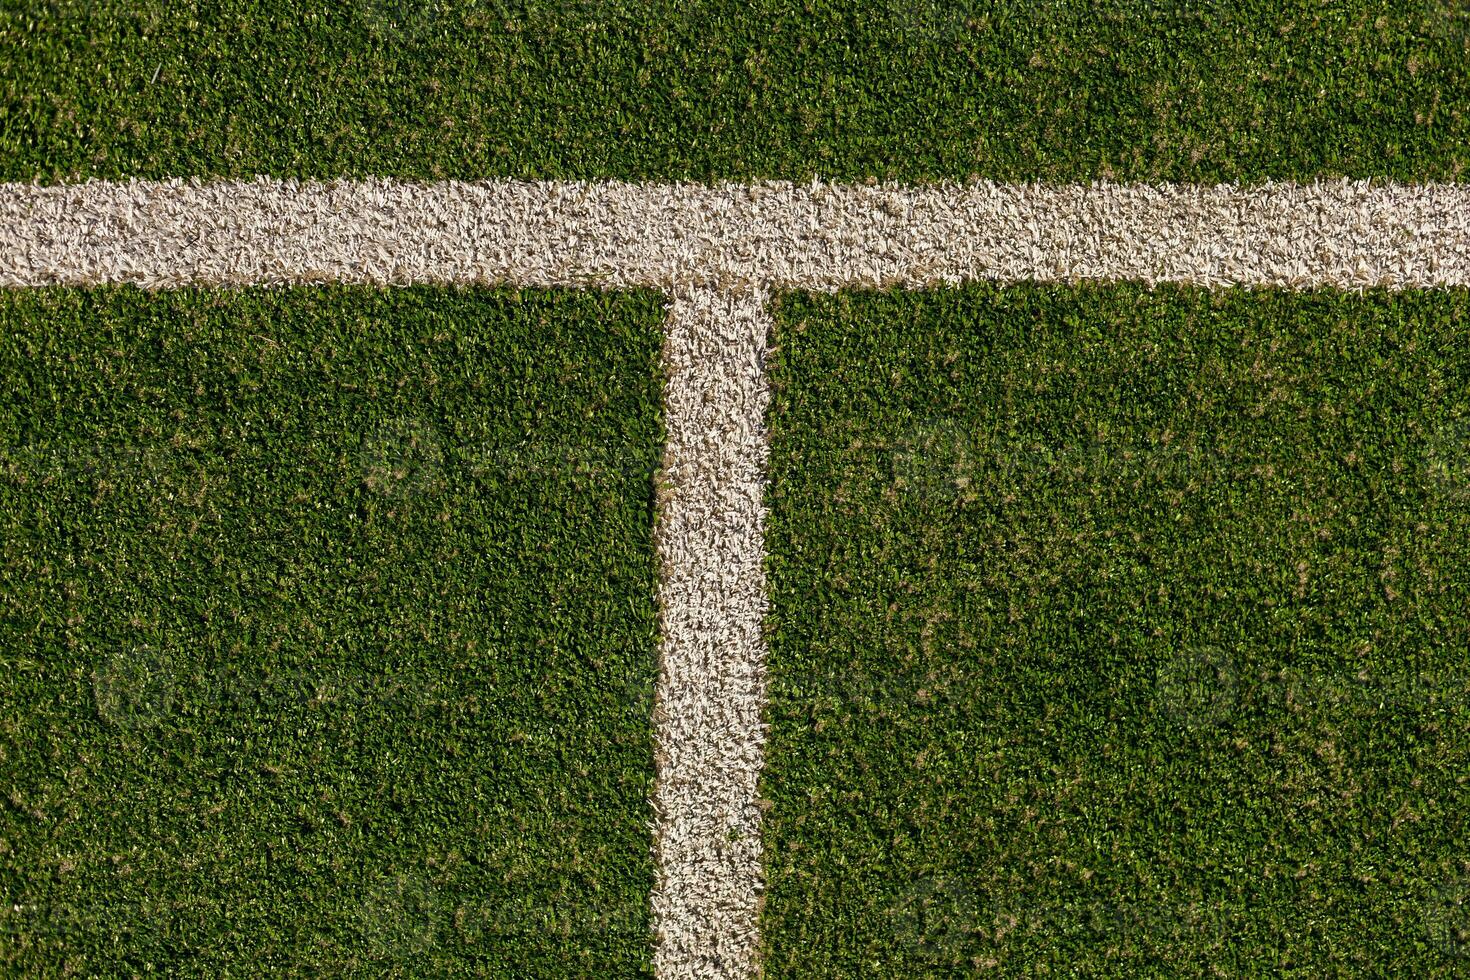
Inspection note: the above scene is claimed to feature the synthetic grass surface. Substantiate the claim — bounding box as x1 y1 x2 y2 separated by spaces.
762 284 1470 975
0 286 664 976
2 1 1468 184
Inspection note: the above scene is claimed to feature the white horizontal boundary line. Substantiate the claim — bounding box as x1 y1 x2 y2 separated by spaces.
3 178 1469 290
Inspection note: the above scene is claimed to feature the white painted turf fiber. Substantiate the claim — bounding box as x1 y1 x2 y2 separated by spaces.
4 177 1470 978
652 288 770 978
5 178 1470 291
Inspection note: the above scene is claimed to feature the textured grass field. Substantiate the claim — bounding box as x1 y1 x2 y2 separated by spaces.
0 286 663 975
762 285 1470 975
2 1 1468 183
4 3 1470 976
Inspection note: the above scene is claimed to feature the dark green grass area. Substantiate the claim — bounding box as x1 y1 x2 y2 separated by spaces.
0 286 664 976
762 285 1470 975
2 1 1468 184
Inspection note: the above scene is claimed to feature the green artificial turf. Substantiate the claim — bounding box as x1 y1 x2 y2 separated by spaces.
0 286 664 976
1 1 1468 184
761 284 1470 976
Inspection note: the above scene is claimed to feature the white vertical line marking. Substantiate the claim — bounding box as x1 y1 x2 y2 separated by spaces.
651 286 772 979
